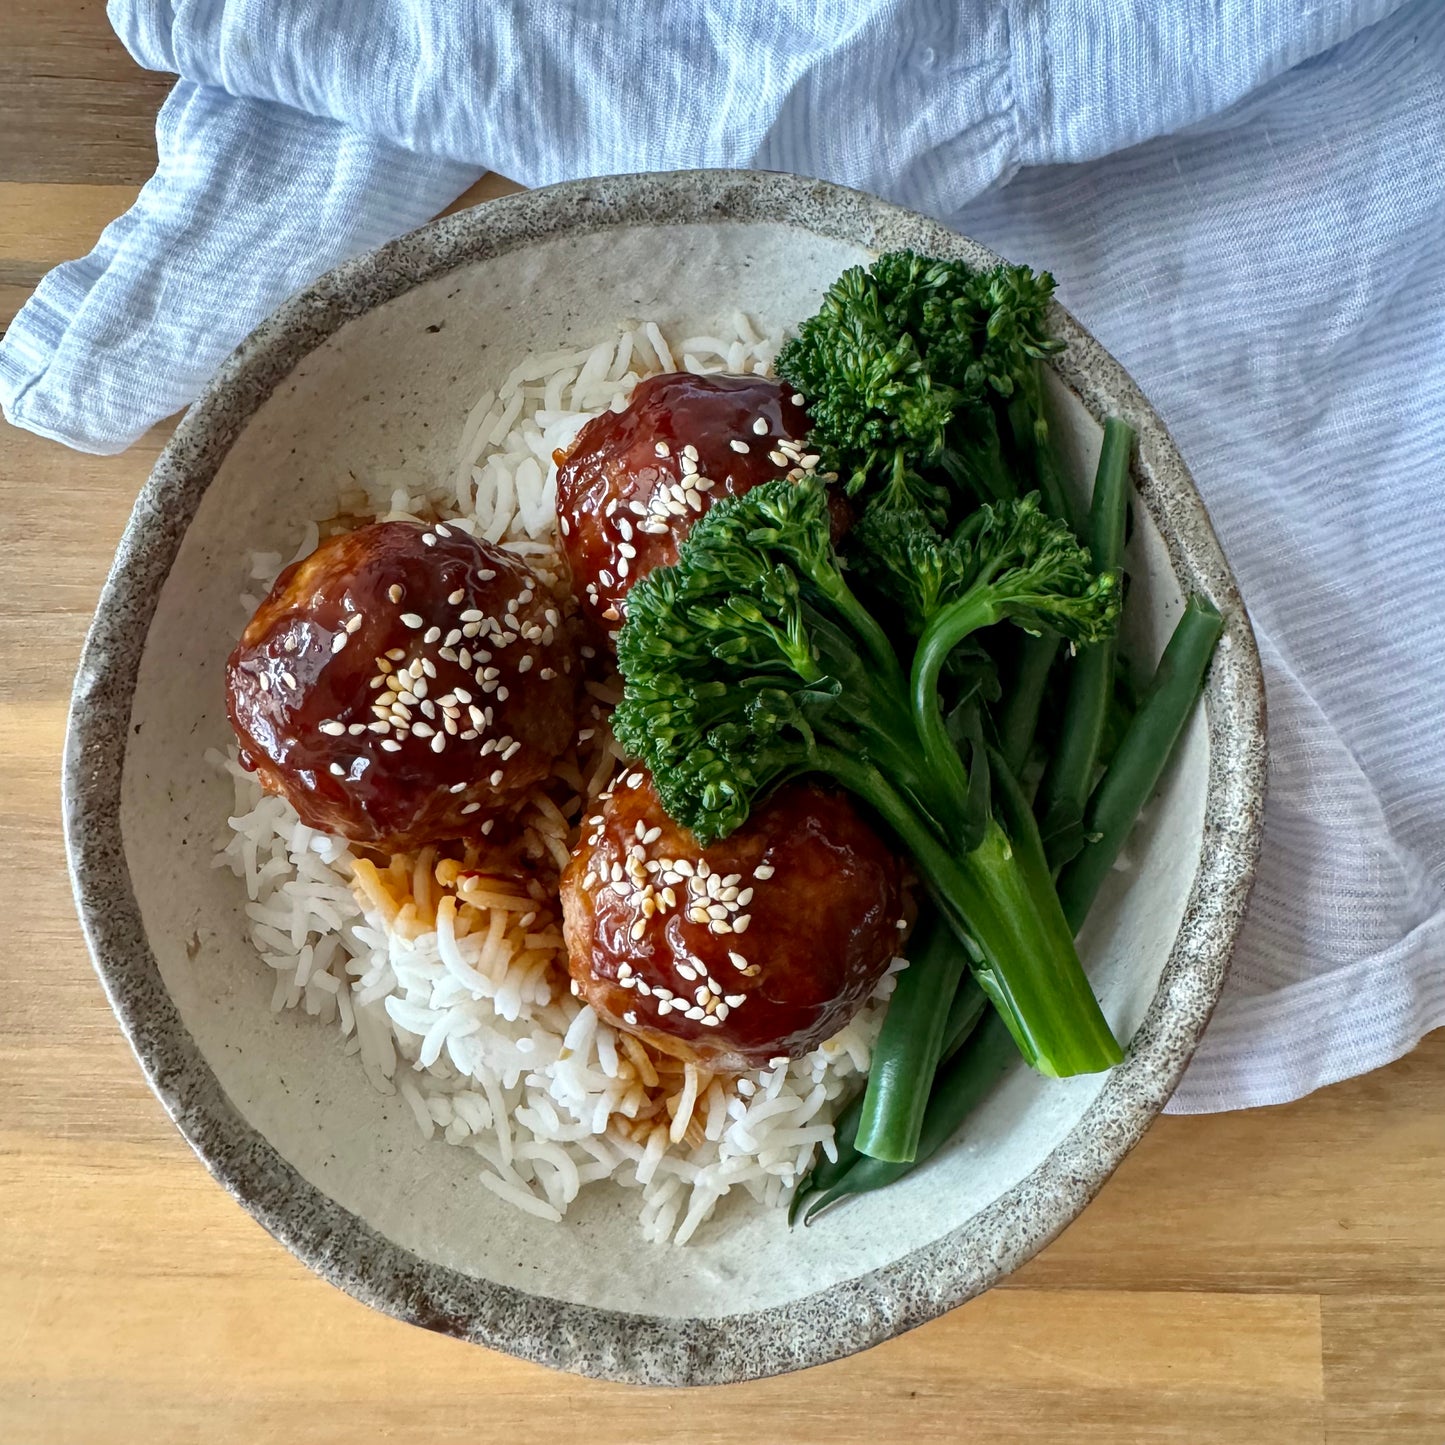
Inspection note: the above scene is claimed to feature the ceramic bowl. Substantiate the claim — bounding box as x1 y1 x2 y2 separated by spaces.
64 170 1266 1385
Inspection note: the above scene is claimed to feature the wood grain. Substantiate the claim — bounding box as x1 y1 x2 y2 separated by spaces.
2 11 1443 1442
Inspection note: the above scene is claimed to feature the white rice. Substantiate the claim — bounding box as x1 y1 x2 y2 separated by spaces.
213 315 899 1245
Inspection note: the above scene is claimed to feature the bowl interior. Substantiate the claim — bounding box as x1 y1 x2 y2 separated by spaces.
117 218 1207 1319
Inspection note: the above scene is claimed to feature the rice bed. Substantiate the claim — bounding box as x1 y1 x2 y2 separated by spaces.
214 315 899 1245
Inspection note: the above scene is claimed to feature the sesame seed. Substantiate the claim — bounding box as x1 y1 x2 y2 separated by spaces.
447 589 466 606
386 648 406 661
448 781 468 794
733 914 752 933
421 533 436 547
412 722 433 737
368 721 389 733
680 455 698 476
617 541 637 559
502 741 521 761
435 524 451 538
387 585 404 604
496 687 509 701
430 733 446 754
328 762 345 777
423 626 442 644
730 439 750 453
517 655 534 673
768 450 788 466
629 919 646 941
489 769 504 787
319 720 345 736
400 612 423 629
348 723 366 736
560 516 571 536
655 441 671 458
461 802 482 815
754 864 775 880
481 820 494 835
380 739 401 752
736 887 754 906
257 674 271 692
281 672 297 690
752 416 769 435
478 570 496 582
655 999 671 1014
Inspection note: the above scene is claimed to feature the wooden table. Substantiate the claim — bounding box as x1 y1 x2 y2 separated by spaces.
2 9 1442 1442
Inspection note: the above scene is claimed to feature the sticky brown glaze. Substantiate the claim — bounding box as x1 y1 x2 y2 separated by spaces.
226 520 577 852
560 772 905 1070
554 372 819 636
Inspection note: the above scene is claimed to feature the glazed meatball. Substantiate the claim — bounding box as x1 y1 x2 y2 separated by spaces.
560 772 905 1070
554 372 814 633
226 520 576 852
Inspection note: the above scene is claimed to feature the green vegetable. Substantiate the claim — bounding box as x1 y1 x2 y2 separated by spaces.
790 974 988 1223
1056 596 1225 930
997 632 1062 779
796 1009 1018 1225
776 252 1065 525
613 475 1123 1078
854 911 969 1164
1037 417 1136 866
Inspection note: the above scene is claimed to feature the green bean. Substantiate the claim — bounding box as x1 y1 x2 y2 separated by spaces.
855 913 970 1163
798 1010 1017 1225
1056 595 1224 931
789 976 987 1223
1037 418 1135 866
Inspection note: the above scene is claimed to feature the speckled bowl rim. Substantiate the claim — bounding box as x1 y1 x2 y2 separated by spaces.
64 170 1266 1387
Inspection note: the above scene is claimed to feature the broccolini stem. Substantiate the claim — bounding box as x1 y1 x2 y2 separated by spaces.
1007 370 1079 535
810 566 909 696
1056 595 1224 931
910 590 1001 828
815 747 1122 1077
1036 417 1135 861
997 632 1062 779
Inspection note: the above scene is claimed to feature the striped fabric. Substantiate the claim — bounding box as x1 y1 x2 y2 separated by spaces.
4 0 1441 1108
